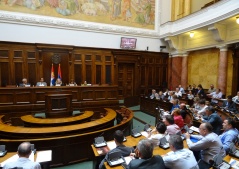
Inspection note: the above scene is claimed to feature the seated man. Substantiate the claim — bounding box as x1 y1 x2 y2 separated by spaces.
174 88 182 98
207 84 216 94
36 78 47 87
163 115 181 135
185 123 225 167
149 89 156 99
99 130 134 169
232 91 239 104
3 142 41 169
55 78 64 86
219 118 239 153
163 135 198 169
178 85 185 94
202 106 222 135
147 122 167 146
222 95 238 113
19 78 31 87
128 139 165 169
207 88 222 105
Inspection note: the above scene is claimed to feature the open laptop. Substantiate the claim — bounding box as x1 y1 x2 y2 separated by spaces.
144 124 152 132
159 137 169 149
107 150 125 167
229 143 239 158
0 145 7 157
131 128 142 138
93 136 107 148
212 154 230 169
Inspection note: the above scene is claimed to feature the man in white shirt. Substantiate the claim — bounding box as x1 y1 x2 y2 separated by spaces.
197 99 208 116
174 88 182 98
163 135 198 169
185 123 225 167
232 91 239 104
207 88 222 104
3 142 41 169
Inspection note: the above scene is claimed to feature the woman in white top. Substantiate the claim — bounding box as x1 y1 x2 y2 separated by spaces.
148 122 168 146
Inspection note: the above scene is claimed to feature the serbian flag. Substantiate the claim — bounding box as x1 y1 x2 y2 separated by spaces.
58 64 62 80
50 64 55 86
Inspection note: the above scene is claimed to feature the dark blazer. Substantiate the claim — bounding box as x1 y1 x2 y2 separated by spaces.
203 112 222 135
222 100 238 113
197 89 205 98
128 155 165 169
99 145 134 169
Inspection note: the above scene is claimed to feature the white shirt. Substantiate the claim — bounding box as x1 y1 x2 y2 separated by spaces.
163 149 198 169
175 91 182 97
210 92 222 103
148 133 168 146
197 105 208 116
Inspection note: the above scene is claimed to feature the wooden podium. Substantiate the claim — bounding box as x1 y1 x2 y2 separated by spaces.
45 91 73 118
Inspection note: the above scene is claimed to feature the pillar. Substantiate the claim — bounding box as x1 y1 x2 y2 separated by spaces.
217 46 228 95
181 53 188 90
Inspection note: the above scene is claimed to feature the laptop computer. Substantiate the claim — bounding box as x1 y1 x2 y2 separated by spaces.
144 124 152 132
0 145 7 157
159 137 169 149
93 136 107 148
229 143 239 158
212 154 230 169
131 128 142 138
107 150 125 167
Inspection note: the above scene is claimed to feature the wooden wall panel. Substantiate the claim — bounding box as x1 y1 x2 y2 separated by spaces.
0 42 169 98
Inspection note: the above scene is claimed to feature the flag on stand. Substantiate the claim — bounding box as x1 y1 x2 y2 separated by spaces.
50 64 55 86
58 64 62 80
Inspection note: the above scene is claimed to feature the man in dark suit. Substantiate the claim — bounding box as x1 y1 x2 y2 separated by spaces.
202 106 222 135
128 139 165 169
222 95 238 114
99 130 134 169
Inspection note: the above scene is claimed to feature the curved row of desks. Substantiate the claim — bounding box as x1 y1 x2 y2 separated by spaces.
0 110 116 138
21 111 94 127
0 108 134 167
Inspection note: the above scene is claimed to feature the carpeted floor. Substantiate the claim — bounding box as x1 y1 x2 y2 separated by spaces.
52 104 155 169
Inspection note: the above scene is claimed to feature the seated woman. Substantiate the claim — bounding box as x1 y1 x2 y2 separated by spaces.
170 99 180 113
171 108 184 129
147 122 167 146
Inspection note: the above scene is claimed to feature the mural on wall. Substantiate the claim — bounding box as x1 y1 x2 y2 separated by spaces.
0 0 155 29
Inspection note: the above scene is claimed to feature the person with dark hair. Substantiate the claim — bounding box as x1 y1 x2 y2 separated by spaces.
222 95 238 113
197 84 205 98
197 99 208 116
128 139 165 169
185 123 225 167
99 130 134 169
147 122 167 146
202 106 222 135
3 142 41 169
163 135 198 169
219 118 239 153
163 115 180 135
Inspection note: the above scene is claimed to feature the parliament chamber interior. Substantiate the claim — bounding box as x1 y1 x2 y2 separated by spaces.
0 0 239 169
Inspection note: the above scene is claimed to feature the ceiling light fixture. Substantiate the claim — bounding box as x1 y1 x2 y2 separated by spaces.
189 32 194 38
236 17 239 24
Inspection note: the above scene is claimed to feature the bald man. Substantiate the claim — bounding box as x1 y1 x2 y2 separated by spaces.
3 142 41 169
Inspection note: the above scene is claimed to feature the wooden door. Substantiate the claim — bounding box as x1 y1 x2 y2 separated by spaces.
118 63 135 99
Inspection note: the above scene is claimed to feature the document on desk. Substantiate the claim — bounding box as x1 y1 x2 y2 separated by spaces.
189 126 199 133
36 150 52 163
107 141 116 150
0 154 18 167
124 156 134 165
229 159 239 169
141 131 148 137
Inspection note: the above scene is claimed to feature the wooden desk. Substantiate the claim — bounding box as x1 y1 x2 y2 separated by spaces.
0 85 118 114
0 109 116 138
21 111 93 127
0 150 52 169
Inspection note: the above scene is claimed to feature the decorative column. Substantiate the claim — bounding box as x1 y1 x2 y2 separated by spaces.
217 46 228 95
181 53 188 90
171 54 182 90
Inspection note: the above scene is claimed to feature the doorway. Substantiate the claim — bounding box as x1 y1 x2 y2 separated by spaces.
118 63 135 99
